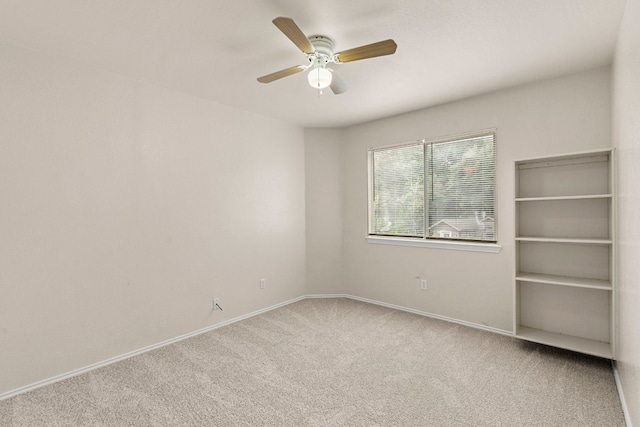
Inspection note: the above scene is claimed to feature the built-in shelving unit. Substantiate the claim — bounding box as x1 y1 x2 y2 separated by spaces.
514 149 615 359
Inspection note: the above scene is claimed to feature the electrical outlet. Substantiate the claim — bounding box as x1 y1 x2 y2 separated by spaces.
420 279 427 290
213 298 220 310
260 278 266 289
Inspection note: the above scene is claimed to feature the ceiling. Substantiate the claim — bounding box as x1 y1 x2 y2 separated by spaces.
0 0 627 128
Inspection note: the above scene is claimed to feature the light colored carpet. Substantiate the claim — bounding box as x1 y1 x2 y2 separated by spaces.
0 298 625 426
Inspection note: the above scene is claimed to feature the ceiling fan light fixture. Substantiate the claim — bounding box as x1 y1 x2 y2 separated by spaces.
307 66 332 89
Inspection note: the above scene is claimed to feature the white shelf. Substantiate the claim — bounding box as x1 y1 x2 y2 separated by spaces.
516 326 612 359
515 273 611 290
516 273 613 291
515 148 612 164
514 148 615 359
515 194 612 202
516 236 612 245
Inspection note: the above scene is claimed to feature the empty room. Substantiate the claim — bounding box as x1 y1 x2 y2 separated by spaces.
1 0 639 426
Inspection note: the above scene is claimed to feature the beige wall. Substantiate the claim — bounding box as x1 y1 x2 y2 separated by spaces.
613 0 640 423
304 129 344 295
0 42 306 395
340 68 612 332
1 29 632 418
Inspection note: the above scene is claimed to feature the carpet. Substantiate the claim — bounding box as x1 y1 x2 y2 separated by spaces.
0 298 625 426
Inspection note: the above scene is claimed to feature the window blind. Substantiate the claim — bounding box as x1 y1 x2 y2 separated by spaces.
371 143 425 237
369 132 496 242
426 134 496 242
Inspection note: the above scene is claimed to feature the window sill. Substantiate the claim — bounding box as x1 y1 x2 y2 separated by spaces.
366 236 502 253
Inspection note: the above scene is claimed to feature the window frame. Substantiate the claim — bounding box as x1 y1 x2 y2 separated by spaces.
366 129 501 253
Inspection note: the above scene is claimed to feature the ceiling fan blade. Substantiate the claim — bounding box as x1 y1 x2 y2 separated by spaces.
257 65 305 83
272 17 315 55
329 70 348 95
334 39 397 63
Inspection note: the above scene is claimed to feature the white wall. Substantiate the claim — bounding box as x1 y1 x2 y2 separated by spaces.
340 68 612 332
0 31 628 412
613 0 640 423
0 42 306 395
304 129 344 295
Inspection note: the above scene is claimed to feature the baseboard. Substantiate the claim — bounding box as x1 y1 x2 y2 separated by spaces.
304 293 349 299
1 293 512 401
345 295 513 337
0 295 306 402
613 361 634 427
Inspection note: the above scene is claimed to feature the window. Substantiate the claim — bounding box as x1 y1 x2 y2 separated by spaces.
368 131 496 243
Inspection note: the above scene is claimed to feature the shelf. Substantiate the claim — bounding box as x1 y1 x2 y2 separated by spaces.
516 326 612 359
516 236 612 244
515 194 612 202
515 148 611 165
515 273 612 290
514 148 615 359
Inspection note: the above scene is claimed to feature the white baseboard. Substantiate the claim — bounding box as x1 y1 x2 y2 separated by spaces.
0 295 305 401
345 295 513 337
304 293 349 299
1 293 511 401
613 361 633 427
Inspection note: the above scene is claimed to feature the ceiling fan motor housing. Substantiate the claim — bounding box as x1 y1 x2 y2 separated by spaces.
308 35 335 66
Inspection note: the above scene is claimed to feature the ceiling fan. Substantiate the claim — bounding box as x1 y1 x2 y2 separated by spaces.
257 17 397 94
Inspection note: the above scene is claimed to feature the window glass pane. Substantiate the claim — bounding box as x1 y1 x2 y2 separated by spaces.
368 132 496 243
372 144 424 237
426 134 496 241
